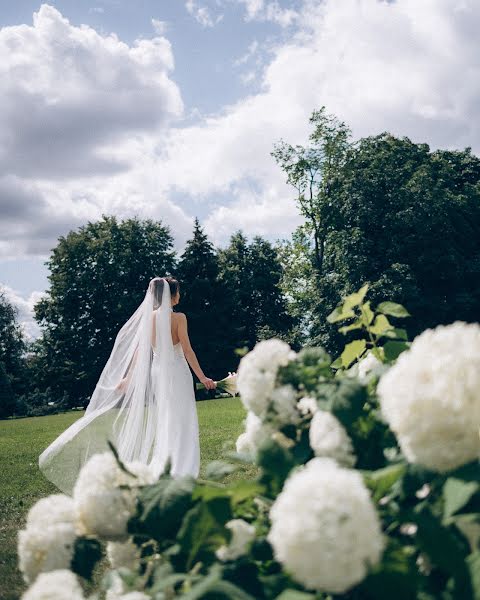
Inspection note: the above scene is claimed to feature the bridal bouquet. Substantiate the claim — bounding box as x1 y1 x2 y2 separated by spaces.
196 372 238 396
18 285 480 600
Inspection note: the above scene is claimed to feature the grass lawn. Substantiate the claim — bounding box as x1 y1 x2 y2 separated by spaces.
0 397 250 600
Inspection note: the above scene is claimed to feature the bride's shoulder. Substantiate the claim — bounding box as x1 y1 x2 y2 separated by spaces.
172 311 187 321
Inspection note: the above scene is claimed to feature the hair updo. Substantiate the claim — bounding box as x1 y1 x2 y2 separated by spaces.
151 277 180 309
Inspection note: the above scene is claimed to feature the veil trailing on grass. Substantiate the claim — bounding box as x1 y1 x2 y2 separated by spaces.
39 277 174 494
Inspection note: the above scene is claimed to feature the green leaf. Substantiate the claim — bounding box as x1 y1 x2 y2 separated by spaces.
343 283 370 310
257 439 296 496
275 591 316 600
133 475 195 541
384 327 408 341
384 340 409 362
361 540 418 600
210 580 257 600
340 339 366 368
365 463 407 503
339 319 363 334
361 301 375 326
412 505 473 598
326 305 355 324
180 564 223 600
177 497 232 570
444 478 480 520
71 538 102 581
369 314 394 336
331 356 342 369
377 301 410 318
467 552 480 599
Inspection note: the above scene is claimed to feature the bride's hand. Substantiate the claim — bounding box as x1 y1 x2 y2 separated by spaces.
200 376 216 390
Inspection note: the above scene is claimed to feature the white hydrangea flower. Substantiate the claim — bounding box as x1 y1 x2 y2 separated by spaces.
237 339 296 417
378 321 480 472
18 524 77 585
268 458 384 593
357 351 382 383
309 411 355 467
107 537 141 570
116 593 150 600
216 519 256 561
21 569 84 600
271 385 300 425
236 411 275 455
297 396 318 416
73 452 156 541
18 495 77 584
26 495 75 529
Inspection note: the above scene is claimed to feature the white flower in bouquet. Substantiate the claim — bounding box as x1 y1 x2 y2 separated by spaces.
309 410 356 467
219 372 238 396
297 396 318 416
107 537 141 570
18 494 77 584
73 452 156 541
237 339 296 417
378 321 480 472
236 411 275 455
216 519 256 561
21 569 84 600
268 458 384 594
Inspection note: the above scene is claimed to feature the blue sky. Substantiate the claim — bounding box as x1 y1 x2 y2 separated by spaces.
1 0 480 336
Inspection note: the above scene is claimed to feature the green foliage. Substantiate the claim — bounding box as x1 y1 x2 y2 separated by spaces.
33 216 176 405
327 283 410 367
0 361 15 420
276 108 480 355
0 290 27 415
176 218 232 382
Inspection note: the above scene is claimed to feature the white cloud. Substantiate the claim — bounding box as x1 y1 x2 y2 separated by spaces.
0 4 192 260
152 18 168 35
155 0 480 243
0 4 182 179
185 0 224 27
1 284 45 339
236 0 299 27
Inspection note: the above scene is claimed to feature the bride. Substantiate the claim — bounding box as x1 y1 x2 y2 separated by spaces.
39 276 216 495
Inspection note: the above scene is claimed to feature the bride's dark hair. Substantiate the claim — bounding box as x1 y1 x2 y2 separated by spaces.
152 277 180 309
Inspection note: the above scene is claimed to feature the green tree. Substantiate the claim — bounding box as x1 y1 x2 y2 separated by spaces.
176 219 231 381
0 290 27 404
218 232 295 355
34 216 176 405
276 109 480 353
0 361 15 419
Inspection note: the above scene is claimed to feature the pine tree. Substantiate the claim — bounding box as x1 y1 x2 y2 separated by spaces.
176 219 233 380
218 232 295 352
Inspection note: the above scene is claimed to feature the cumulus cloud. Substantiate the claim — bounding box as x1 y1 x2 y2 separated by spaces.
1 284 45 339
0 3 182 179
155 0 480 243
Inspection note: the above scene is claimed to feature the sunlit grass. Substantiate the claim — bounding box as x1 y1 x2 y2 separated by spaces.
0 397 248 599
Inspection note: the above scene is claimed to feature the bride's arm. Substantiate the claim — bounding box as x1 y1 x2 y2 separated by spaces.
177 313 216 390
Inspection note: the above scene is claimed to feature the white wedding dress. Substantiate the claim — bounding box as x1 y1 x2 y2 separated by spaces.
39 278 200 495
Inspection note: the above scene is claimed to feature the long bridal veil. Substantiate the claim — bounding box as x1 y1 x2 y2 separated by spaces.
39 277 174 494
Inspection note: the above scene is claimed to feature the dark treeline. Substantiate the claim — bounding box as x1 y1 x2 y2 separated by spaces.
2 106 480 418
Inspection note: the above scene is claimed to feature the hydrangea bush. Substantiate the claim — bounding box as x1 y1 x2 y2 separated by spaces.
18 285 480 599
